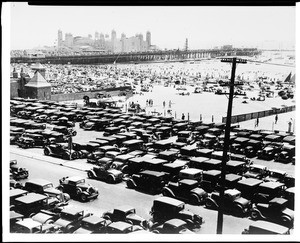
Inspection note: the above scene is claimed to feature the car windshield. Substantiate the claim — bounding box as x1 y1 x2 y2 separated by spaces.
76 179 85 184
43 183 54 189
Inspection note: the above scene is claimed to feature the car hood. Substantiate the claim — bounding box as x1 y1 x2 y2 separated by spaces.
179 228 195 234
44 187 63 196
73 227 93 234
234 197 250 206
127 214 146 223
54 218 71 228
282 208 294 219
107 169 123 176
191 188 207 197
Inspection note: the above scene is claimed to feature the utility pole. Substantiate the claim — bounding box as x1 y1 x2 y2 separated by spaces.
216 57 247 234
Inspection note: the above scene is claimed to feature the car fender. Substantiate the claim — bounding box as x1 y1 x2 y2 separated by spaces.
161 187 175 198
205 197 218 209
126 179 137 189
87 170 96 179
250 208 265 220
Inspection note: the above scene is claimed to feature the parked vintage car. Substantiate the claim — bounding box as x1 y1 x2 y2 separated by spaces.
102 205 149 229
243 139 264 158
126 170 169 194
44 143 79 160
23 178 70 203
87 166 123 184
250 197 294 228
200 170 221 193
10 217 59 233
53 207 93 233
15 136 35 149
151 218 195 234
52 125 77 136
257 145 282 161
73 215 109 234
162 179 208 205
243 164 268 179
105 221 144 234
252 182 286 204
236 178 263 200
274 145 295 163
225 160 247 175
149 196 203 229
57 176 99 202
283 187 294 210
10 188 28 206
205 189 251 217
264 169 287 183
10 160 29 180
12 193 61 218
242 220 291 234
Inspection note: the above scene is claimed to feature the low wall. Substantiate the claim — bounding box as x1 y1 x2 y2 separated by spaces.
222 105 296 123
50 86 131 102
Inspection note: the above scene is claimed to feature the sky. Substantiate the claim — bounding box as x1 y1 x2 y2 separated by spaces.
7 3 296 50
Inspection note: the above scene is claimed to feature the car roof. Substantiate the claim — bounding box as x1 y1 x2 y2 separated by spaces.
143 158 168 164
108 221 132 230
26 178 53 187
203 170 221 176
179 179 198 186
67 176 85 182
249 164 267 169
82 215 106 224
269 197 288 205
61 207 84 215
15 193 48 204
154 196 185 207
226 160 246 166
114 205 135 213
140 170 167 177
10 188 28 198
259 182 284 189
16 218 42 228
249 220 290 234
123 139 144 145
225 173 242 181
164 218 187 227
238 178 263 186
10 210 24 220
180 168 203 175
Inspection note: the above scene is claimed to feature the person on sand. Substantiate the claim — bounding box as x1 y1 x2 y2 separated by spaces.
182 113 185 120
275 114 278 124
255 117 259 127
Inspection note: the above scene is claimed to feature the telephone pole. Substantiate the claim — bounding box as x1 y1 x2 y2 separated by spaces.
217 57 247 234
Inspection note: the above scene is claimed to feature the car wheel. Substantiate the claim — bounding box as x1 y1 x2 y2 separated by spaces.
126 220 133 225
66 225 75 233
57 186 64 192
106 175 115 184
233 205 244 217
190 194 200 205
87 171 94 179
80 193 88 202
205 199 214 209
250 210 260 220
62 153 70 160
44 148 50 156
126 180 135 189
281 216 292 227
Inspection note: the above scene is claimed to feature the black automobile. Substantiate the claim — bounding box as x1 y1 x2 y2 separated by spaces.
10 160 29 180
57 176 99 202
44 143 79 160
126 170 169 194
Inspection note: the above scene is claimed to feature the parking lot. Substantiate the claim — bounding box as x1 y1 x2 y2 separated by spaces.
8 97 296 236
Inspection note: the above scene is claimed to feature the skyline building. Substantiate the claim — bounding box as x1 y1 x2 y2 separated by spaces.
56 29 155 53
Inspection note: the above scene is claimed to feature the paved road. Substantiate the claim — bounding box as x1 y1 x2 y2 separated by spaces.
8 150 257 237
